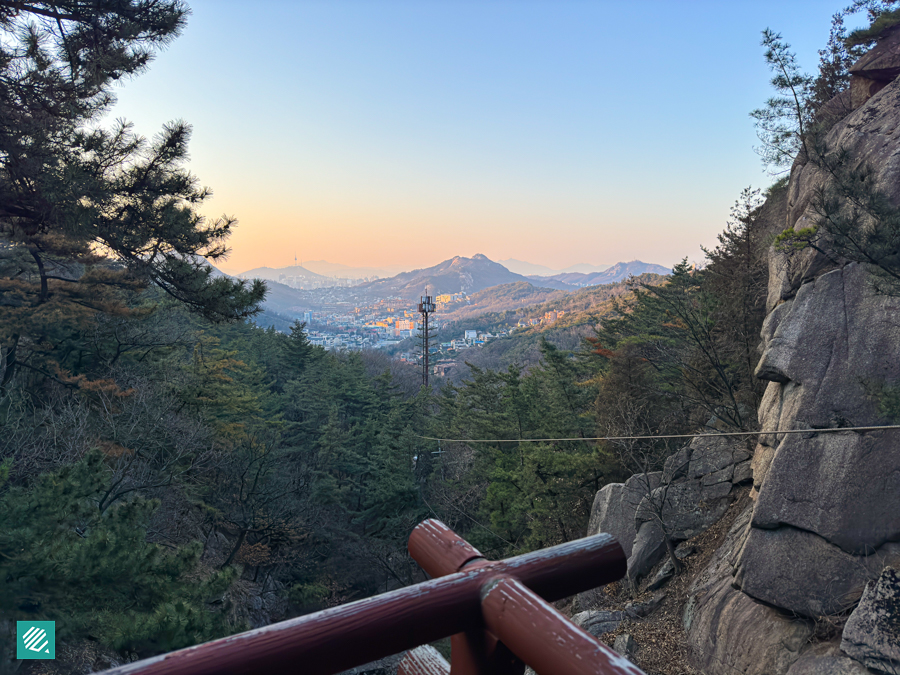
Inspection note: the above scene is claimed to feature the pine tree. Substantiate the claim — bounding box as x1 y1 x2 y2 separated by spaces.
0 451 239 656
750 29 813 173
0 2 266 393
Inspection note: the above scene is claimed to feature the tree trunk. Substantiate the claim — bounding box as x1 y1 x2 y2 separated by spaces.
222 528 248 568
663 535 683 574
0 335 18 394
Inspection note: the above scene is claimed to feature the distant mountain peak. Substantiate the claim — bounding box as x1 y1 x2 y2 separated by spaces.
530 260 670 287
357 253 573 299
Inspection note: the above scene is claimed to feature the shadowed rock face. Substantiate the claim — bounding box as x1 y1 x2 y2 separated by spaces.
684 506 815 675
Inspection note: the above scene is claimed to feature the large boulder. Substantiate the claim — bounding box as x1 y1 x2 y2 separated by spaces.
785 643 873 675
734 527 900 617
635 479 733 541
752 431 900 553
627 520 668 586
841 567 900 674
586 471 661 558
684 435 750 479
622 435 748 585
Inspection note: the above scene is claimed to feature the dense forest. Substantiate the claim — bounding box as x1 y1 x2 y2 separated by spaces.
3 0 899 671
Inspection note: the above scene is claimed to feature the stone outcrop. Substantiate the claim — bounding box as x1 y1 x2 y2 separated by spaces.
849 24 900 108
627 435 751 584
581 30 900 675
768 77 900 311
841 568 900 674
786 643 873 675
586 434 753 586
586 471 662 558
735 526 899 617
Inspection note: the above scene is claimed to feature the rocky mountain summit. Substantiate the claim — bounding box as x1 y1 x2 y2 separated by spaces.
584 28 900 675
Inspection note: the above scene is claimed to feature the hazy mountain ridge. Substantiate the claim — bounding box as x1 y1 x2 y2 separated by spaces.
301 260 413 279
389 274 667 382
530 260 671 286
355 254 574 299
499 259 615 276
238 265 329 282
438 273 666 335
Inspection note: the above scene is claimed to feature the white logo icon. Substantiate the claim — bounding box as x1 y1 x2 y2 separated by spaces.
21 626 50 654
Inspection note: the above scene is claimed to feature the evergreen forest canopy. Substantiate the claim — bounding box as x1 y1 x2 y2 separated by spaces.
2 0 900 668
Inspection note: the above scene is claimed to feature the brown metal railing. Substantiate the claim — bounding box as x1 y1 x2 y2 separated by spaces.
98 519 643 675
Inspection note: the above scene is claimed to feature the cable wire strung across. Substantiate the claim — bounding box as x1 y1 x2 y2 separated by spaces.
416 424 900 444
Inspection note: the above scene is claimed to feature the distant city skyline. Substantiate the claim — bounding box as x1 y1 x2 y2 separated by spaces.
107 1 867 272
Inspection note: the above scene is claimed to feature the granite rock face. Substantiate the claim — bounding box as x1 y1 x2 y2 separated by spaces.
586 472 661 558
785 643 874 675
684 506 815 675
738 262 900 617
585 434 751 586
627 520 668 586
736 61 900 619
735 527 900 616
768 76 900 311
849 24 900 108
841 568 900 675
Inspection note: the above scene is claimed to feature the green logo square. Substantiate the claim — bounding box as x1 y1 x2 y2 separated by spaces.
17 621 54 659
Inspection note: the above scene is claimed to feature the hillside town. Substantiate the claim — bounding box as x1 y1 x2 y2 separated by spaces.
300 291 567 357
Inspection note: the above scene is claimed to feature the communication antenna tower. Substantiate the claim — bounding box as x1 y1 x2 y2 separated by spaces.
418 290 435 387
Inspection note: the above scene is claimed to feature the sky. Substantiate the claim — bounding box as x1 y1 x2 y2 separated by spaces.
107 0 864 274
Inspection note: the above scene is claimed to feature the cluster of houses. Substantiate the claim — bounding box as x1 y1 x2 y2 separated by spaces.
440 329 506 352
516 310 565 328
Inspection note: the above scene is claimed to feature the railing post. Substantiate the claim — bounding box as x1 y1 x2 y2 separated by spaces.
407 520 524 675
480 577 644 675
449 632 523 675
408 519 486 577
398 645 450 675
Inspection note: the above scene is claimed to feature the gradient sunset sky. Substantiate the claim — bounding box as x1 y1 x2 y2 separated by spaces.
108 1 862 274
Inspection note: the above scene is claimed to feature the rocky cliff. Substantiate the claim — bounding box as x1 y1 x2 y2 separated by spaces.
586 30 900 675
